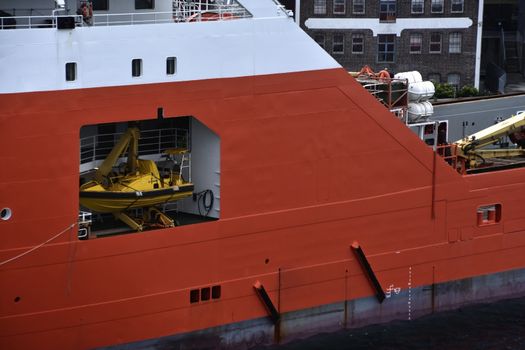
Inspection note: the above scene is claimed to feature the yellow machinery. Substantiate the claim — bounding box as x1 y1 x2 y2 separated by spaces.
80 127 194 231
453 112 525 170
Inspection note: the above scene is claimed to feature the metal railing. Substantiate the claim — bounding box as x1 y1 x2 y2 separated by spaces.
0 14 82 29
78 211 92 239
80 127 189 165
1 1 251 29
172 0 251 23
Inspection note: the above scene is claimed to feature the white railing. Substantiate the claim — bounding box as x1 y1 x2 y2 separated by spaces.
78 211 92 240
0 14 82 29
80 128 189 165
1 1 252 29
78 211 93 225
173 0 251 22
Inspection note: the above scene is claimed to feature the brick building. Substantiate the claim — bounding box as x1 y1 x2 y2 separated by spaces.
295 0 481 89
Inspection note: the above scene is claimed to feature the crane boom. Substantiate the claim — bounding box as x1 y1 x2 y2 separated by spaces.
94 127 140 183
455 112 525 155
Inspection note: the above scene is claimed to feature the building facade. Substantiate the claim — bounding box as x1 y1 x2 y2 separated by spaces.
298 0 481 89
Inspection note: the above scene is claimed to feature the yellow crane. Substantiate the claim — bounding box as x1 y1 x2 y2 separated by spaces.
80 127 194 231
453 112 525 170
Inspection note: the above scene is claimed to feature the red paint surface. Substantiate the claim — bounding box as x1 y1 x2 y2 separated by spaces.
1 68 525 349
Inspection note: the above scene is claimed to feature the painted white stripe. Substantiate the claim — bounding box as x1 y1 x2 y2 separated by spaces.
305 17 474 36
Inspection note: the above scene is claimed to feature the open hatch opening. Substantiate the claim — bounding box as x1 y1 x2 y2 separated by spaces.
79 116 220 239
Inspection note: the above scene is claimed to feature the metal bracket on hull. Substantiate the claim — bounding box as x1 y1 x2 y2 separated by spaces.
253 281 280 325
351 242 386 303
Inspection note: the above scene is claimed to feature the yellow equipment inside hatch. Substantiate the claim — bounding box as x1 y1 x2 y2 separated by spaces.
80 127 193 231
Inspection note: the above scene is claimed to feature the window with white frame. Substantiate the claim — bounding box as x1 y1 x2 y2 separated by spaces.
449 32 462 53
410 33 422 54
378 34 395 62
431 0 444 13
429 32 442 53
333 33 345 54
451 0 464 13
447 73 460 91
411 0 424 14
314 33 326 49
352 33 364 54
334 0 346 14
314 0 327 14
353 0 365 14
379 0 396 21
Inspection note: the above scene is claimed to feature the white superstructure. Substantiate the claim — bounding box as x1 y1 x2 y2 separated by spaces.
0 0 340 94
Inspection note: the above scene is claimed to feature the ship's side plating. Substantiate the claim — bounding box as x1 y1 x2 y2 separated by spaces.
1 1 525 349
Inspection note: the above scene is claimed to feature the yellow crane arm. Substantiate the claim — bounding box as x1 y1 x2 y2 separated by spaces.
94 127 140 183
454 112 525 155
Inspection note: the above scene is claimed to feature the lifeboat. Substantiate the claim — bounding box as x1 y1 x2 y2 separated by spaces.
79 127 193 230
79 160 194 213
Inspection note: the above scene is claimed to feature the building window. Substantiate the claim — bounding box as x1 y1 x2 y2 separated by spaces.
92 0 108 11
451 0 464 13
449 32 462 53
314 33 326 49
353 0 365 14
314 0 327 14
431 0 443 13
352 33 364 54
135 0 154 10
429 32 442 53
411 0 424 14
333 0 346 14
409 33 422 54
379 0 396 22
333 33 345 54
132 59 142 77
447 73 460 91
166 57 177 75
65 62 76 81
378 34 395 62
428 73 441 83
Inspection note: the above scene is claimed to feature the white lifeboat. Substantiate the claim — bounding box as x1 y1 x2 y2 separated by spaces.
394 71 423 84
408 101 434 122
408 81 435 102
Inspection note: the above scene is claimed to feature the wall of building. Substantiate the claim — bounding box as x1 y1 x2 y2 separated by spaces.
301 0 480 88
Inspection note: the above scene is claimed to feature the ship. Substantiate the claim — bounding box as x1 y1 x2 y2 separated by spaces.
1 1 525 349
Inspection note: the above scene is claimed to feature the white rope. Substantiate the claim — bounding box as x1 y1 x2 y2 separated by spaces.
0 223 76 267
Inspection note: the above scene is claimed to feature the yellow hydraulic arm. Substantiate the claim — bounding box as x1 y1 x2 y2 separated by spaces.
454 112 525 157
94 127 140 183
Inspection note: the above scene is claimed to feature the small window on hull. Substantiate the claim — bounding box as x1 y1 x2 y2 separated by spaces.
132 59 142 77
66 62 77 81
477 204 501 226
166 57 177 75
136 0 154 10
92 0 109 11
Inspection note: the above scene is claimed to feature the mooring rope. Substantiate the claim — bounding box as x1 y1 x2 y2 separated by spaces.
0 223 76 267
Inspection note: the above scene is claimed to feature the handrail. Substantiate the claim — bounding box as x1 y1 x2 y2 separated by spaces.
0 14 82 29
80 127 189 165
0 1 252 30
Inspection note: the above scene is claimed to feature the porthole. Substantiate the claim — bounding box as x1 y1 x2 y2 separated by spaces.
1 208 12 221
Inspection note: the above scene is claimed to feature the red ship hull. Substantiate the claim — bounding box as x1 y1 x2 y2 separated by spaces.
1 68 525 349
